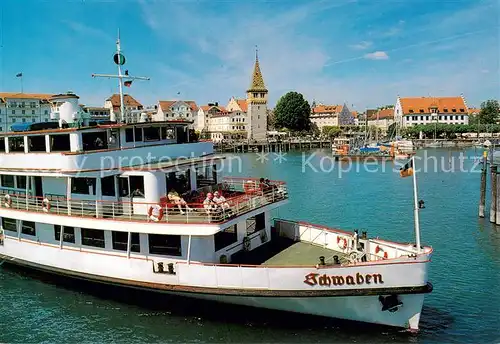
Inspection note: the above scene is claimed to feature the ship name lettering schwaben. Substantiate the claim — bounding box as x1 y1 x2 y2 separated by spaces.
303 272 384 287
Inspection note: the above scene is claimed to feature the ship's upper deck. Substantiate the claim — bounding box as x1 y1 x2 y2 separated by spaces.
0 120 212 174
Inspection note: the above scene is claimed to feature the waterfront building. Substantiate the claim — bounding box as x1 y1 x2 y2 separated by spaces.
367 108 395 134
153 100 199 128
83 106 111 121
394 96 469 128
0 93 54 132
104 94 143 123
196 103 225 133
310 103 355 131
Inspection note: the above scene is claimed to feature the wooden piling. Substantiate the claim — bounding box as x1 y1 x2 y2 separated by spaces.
479 151 487 218
490 165 498 222
496 172 500 226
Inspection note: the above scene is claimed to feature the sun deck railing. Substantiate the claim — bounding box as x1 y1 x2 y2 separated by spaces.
0 177 288 224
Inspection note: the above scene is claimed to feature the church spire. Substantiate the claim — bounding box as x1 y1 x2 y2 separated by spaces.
247 46 267 93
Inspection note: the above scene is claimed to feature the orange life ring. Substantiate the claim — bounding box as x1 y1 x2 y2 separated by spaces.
337 236 348 250
375 245 389 259
4 194 12 208
148 204 164 222
42 198 51 212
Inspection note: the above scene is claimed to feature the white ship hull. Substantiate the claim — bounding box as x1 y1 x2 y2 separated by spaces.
0 227 432 331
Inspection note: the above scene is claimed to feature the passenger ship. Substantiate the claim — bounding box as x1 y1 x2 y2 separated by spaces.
0 43 432 333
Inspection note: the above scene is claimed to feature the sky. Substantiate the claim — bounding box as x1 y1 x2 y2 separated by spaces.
0 0 498 111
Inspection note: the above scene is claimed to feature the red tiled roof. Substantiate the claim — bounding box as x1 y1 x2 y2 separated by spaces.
312 105 343 114
159 100 198 111
351 111 358 118
107 94 142 107
468 108 480 115
399 96 467 115
0 92 53 103
236 99 248 112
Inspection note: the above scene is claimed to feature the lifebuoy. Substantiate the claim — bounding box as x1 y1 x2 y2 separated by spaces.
148 204 164 222
42 198 51 212
4 194 12 208
337 236 348 250
375 245 389 259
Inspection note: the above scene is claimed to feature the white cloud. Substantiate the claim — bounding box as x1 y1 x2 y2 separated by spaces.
349 41 372 50
364 51 389 60
61 20 112 42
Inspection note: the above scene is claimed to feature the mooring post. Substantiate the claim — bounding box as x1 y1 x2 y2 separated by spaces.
496 171 500 226
479 151 487 218
490 165 498 222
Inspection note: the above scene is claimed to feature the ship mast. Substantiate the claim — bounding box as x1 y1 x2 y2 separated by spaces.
412 155 422 253
92 29 150 123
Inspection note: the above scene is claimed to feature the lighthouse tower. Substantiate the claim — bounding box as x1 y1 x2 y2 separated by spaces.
246 49 268 141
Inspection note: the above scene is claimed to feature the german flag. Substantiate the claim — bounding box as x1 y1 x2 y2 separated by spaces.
399 158 413 178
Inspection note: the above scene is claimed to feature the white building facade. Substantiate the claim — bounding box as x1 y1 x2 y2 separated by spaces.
104 94 143 123
0 93 54 132
154 100 198 128
394 96 469 128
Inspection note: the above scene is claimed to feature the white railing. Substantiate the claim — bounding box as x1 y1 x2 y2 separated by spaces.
0 177 288 225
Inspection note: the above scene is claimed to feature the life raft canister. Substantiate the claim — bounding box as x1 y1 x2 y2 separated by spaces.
42 198 51 212
4 194 12 208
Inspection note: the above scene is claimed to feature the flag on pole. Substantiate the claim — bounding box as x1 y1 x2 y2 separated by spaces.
399 158 413 178
16 73 22 77
124 80 133 87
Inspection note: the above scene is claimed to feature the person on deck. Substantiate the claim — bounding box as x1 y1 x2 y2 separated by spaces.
167 190 192 215
213 191 231 215
203 192 220 221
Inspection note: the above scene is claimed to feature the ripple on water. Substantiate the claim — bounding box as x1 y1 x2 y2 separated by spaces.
1 148 499 343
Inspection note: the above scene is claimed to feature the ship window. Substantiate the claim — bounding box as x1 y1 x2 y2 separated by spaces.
129 176 145 198
101 176 116 196
1 217 17 232
81 228 105 248
134 127 143 142
21 221 36 236
214 224 237 251
54 225 76 243
71 177 96 195
0 138 5 152
50 134 70 152
1 175 15 188
166 170 191 195
118 177 130 197
28 135 46 152
111 231 140 252
8 136 24 152
82 131 108 151
16 176 27 189
143 127 160 141
148 234 181 256
125 128 134 142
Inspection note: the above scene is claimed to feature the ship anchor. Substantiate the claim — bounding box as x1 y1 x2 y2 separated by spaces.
378 295 403 312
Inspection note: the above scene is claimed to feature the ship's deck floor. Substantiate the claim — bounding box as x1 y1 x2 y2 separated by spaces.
261 241 346 266
231 238 347 266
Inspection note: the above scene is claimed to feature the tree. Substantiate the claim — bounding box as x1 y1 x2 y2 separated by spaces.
322 126 341 138
478 99 500 124
274 91 311 131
